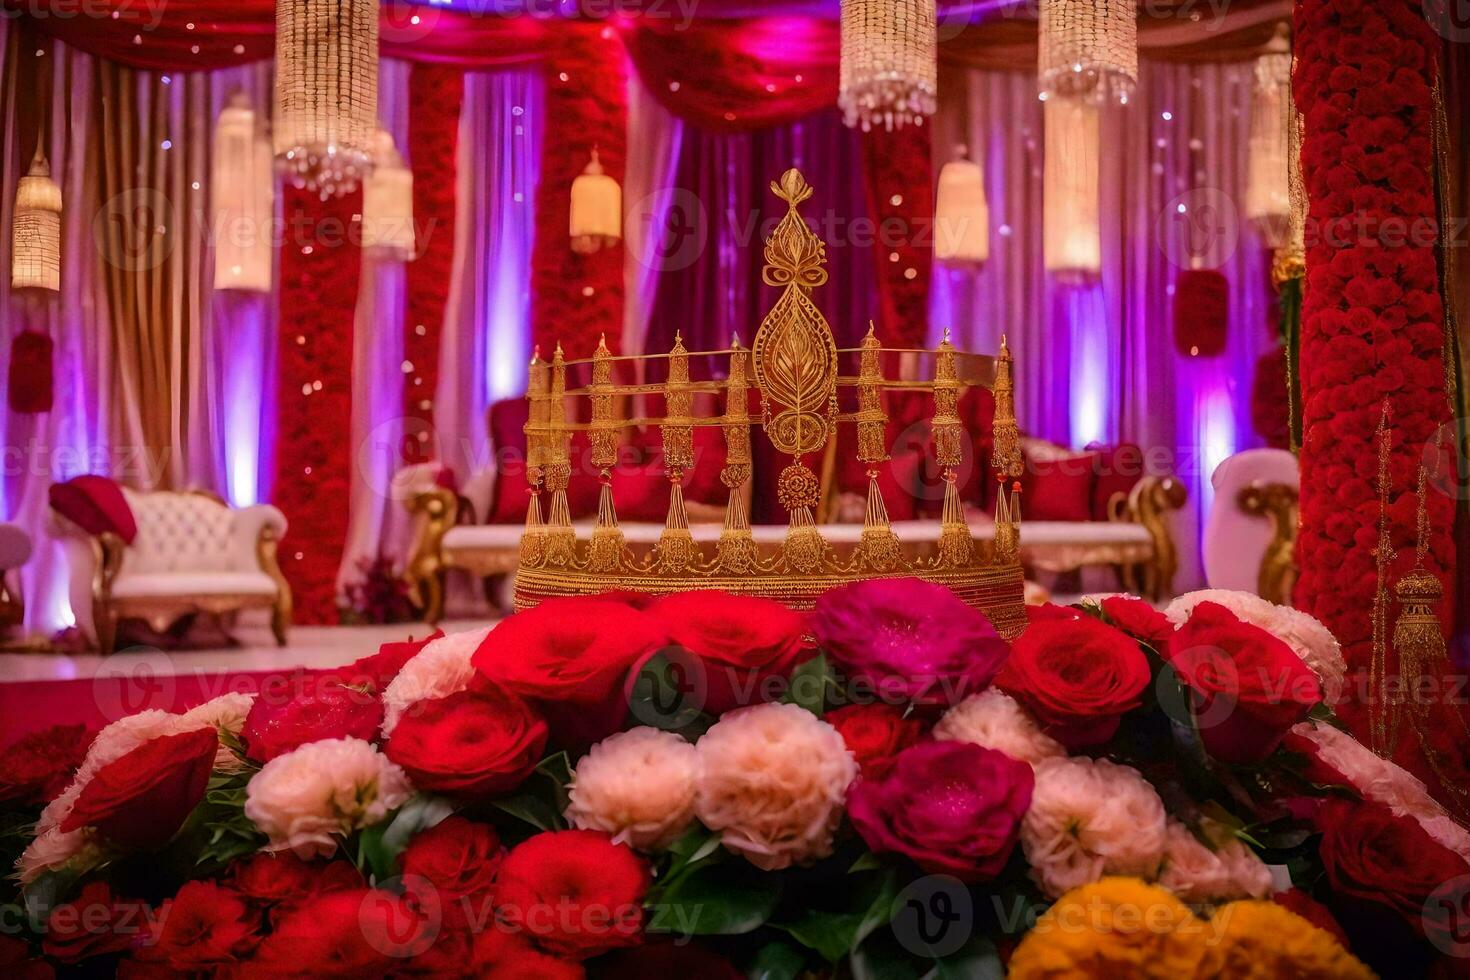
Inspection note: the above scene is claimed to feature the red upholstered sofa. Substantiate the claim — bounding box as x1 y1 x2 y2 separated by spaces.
402 393 1184 622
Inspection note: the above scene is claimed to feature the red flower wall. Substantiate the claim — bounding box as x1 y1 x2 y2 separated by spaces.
402 64 464 460
861 125 932 349
275 187 362 623
1293 0 1463 788
531 23 628 360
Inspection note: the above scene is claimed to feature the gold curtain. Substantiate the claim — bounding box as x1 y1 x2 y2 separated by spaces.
94 61 216 490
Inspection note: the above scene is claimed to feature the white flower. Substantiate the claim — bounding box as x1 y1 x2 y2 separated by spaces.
1165 590 1346 702
244 737 412 859
1290 720 1470 863
381 626 492 736
566 727 700 851
695 703 857 870
1021 756 1168 898
17 828 103 885
933 690 1066 766
182 692 256 770
1158 819 1272 904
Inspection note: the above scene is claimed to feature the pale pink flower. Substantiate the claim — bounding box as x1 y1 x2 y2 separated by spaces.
933 689 1066 766
566 727 700 851
380 626 492 736
1021 756 1168 898
695 703 857 870
1158 819 1272 903
244 737 412 859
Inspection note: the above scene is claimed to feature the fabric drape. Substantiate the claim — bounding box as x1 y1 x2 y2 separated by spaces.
932 62 1277 591
621 72 684 363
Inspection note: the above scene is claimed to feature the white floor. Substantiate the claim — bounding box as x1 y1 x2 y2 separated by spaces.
0 617 499 684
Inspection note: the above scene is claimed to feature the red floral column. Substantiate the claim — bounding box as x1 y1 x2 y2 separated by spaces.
402 64 465 457
531 22 627 359
861 125 933 349
1293 1 1461 784
275 188 363 624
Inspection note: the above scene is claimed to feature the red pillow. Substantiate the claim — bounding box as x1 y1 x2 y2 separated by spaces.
49 475 138 543
1086 442 1144 521
1021 451 1099 522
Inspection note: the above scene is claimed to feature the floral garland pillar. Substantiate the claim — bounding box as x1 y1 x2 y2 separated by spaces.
531 23 627 359
1293 0 1462 787
274 188 363 623
861 125 933 349
401 64 464 459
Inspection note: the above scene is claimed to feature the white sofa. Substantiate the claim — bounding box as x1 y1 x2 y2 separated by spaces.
51 488 291 655
1205 448 1299 604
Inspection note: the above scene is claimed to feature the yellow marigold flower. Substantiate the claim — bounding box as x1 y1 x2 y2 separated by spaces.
1198 900 1375 980
1008 877 1209 980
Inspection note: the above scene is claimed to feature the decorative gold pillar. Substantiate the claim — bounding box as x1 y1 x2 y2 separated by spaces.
586 335 625 572
656 334 698 572
542 345 576 566
519 349 549 568
716 338 758 574
855 324 902 571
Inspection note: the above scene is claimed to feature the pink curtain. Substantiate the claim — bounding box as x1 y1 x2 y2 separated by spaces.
932 61 1276 590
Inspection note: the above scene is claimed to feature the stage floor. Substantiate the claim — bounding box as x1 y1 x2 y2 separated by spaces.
0 617 497 685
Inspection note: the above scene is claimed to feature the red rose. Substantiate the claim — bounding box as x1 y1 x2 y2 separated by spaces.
331 630 444 692
1318 798 1470 948
494 830 650 959
43 882 148 964
241 676 384 763
473 928 585 979
225 852 363 921
847 741 1033 883
0 935 52 980
473 597 666 703
239 889 431 978
59 727 217 849
1099 596 1175 648
995 617 1151 748
385 679 547 800
132 881 257 971
401 817 503 928
1168 602 1322 763
647 591 806 713
824 703 923 778
0 723 92 806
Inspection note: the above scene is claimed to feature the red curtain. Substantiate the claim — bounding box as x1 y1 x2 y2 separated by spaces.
530 22 628 359
621 18 837 133
274 187 363 624
402 64 464 460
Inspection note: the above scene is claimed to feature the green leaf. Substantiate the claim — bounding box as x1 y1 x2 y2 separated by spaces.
781 653 832 716
850 929 926 980
491 792 564 834
926 934 1004 980
780 910 865 963
355 795 456 883
746 940 807 980
848 852 884 874
648 862 781 936
536 752 574 813
628 653 716 735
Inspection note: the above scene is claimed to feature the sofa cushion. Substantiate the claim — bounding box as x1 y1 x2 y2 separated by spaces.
1020 446 1099 523
1087 442 1145 521
49 475 138 544
112 570 278 599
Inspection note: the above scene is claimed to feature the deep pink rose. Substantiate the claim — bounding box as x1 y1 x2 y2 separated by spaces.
811 579 1008 705
847 740 1033 882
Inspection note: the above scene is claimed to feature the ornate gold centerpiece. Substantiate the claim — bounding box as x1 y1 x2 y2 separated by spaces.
514 169 1026 636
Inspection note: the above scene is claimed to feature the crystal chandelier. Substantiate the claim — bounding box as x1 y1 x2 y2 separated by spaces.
273 0 379 199
838 0 937 132
1043 97 1101 282
1245 27 1292 249
1038 0 1137 105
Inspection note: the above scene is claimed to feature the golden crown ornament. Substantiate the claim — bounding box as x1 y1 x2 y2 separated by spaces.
513 169 1027 637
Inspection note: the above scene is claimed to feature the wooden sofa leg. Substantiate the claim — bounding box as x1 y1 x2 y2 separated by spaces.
421 570 446 627
271 589 293 647
95 604 117 657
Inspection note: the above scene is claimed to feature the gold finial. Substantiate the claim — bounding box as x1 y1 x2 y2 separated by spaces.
942 325 952 345
771 168 815 207
731 331 742 348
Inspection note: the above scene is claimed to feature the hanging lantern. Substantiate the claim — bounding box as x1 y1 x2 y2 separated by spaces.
1245 26 1292 249
1043 97 1101 282
11 150 61 292
569 148 621 256
1038 0 1137 105
361 130 415 261
8 330 53 414
212 92 275 292
838 0 937 132
934 146 989 266
273 0 379 199
1174 267 1230 357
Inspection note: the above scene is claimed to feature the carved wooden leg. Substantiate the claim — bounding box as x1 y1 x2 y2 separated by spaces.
421 569 446 627
271 590 293 647
94 602 117 657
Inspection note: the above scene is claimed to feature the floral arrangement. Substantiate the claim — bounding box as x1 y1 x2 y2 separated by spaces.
1 581 1466 977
